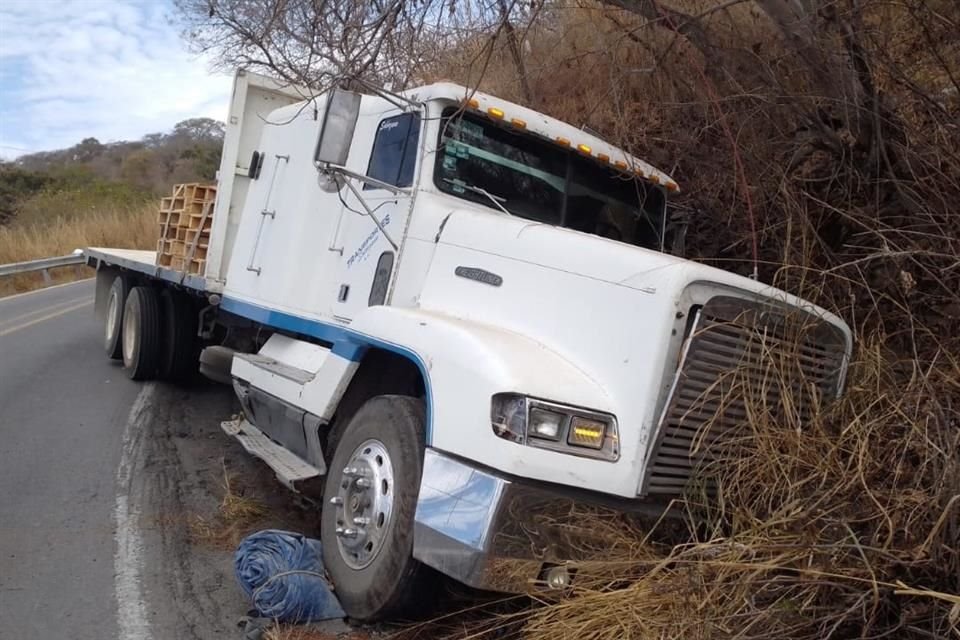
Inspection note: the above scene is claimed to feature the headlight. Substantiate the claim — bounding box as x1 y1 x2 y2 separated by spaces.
529 407 564 440
490 394 619 461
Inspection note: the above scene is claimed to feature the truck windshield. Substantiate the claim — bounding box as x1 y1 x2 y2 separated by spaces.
434 108 666 250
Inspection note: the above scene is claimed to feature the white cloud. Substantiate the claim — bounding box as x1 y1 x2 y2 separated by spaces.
0 0 232 158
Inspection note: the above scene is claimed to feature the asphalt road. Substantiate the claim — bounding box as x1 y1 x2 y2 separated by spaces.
0 279 136 638
0 279 329 640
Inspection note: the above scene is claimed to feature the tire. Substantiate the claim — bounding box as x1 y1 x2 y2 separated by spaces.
159 289 199 383
122 286 162 380
321 395 428 621
199 346 235 385
104 274 132 360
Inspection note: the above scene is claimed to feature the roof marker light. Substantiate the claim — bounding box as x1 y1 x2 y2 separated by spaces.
597 153 610 163
635 168 646 178
649 175 660 184
466 98 479 109
577 143 592 155
510 118 527 129
666 181 679 192
556 137 571 147
488 107 505 119
613 160 627 170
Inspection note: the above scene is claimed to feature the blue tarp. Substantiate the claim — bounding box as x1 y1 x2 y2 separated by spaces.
235 529 345 622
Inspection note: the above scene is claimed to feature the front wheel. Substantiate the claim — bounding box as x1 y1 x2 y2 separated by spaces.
321 395 429 621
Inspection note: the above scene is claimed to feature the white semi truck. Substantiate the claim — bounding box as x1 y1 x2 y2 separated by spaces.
85 69 852 619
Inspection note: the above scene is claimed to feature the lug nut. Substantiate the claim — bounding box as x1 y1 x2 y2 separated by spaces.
343 466 360 477
352 516 370 526
355 477 372 489
329 496 343 506
335 526 358 538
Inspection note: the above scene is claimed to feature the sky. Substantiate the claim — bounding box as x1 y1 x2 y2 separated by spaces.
0 0 232 160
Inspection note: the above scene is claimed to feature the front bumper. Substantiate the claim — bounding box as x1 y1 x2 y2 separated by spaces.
413 449 660 593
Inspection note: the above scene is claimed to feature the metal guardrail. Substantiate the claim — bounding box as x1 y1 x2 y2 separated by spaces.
0 250 86 285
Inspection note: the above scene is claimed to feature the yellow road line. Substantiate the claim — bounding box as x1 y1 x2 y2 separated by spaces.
0 297 90 329
0 300 93 337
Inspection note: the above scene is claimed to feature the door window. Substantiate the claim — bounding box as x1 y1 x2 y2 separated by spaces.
365 113 421 189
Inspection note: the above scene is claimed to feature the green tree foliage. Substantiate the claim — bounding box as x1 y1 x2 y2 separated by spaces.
0 164 53 225
1 118 225 226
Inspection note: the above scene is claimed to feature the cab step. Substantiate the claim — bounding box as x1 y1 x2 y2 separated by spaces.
221 418 324 493
233 352 315 384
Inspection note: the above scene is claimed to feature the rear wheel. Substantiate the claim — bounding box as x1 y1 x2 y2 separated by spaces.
122 286 162 380
104 275 132 359
321 395 428 621
159 289 199 383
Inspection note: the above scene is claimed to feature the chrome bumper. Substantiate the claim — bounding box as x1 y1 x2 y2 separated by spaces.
412 449 634 593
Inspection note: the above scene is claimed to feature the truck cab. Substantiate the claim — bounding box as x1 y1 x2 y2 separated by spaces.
87 70 852 620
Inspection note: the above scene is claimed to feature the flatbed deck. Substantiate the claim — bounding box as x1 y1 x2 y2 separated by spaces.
84 247 220 294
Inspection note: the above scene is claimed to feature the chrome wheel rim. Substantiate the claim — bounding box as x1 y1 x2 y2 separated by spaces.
331 438 395 569
122 298 138 365
105 290 119 344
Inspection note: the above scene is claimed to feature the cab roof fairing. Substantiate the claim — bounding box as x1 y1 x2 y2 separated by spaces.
403 82 679 192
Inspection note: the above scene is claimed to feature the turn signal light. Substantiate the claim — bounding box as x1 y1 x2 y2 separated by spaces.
568 417 606 449
488 107 505 119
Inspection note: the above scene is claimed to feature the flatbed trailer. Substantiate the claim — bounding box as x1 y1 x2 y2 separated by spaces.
86 248 215 293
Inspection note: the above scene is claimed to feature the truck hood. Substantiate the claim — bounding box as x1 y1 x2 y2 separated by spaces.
436 208 688 290
435 208 832 314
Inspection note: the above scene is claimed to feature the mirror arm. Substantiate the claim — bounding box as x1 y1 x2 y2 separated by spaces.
320 164 411 196
340 177 399 251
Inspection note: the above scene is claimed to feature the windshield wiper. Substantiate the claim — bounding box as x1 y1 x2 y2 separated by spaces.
442 178 512 216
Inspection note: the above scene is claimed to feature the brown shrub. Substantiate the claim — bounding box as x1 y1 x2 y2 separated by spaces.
0 203 155 296
415 1 959 637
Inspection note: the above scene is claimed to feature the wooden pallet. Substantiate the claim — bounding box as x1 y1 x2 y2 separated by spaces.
154 182 217 277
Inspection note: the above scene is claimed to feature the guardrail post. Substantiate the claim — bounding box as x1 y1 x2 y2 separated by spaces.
42 269 52 286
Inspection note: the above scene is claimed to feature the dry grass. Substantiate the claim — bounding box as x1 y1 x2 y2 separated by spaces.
264 624 370 640
513 338 958 639
411 1 960 638
0 203 156 297
190 460 268 549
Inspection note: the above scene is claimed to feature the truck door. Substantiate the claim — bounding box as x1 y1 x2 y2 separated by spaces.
330 110 421 322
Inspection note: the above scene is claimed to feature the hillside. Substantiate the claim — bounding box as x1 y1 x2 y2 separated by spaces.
0 118 223 295
1 117 223 226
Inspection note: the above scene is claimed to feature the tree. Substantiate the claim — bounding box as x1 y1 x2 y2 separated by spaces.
174 0 539 92
71 137 105 162
171 117 226 143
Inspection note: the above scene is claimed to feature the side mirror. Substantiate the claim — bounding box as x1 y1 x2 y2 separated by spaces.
314 88 361 167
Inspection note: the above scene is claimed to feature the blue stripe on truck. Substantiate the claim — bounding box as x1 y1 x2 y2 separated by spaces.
219 296 435 443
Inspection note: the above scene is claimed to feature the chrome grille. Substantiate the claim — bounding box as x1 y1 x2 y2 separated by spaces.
641 296 849 496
